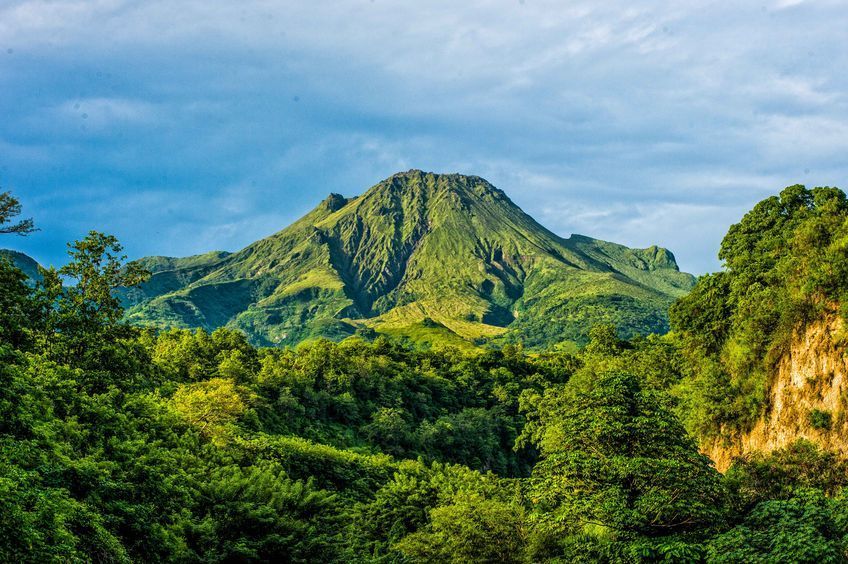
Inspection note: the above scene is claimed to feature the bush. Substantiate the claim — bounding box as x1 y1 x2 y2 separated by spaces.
809 409 833 431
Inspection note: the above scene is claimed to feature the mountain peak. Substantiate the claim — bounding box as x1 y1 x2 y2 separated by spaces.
123 173 695 349
383 169 482 184
322 193 348 212
390 168 431 179
373 170 504 203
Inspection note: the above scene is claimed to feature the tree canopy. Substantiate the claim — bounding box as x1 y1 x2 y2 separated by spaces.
2 187 848 561
672 185 848 438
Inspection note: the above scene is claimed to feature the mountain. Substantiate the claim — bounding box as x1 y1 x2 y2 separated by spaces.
120 170 695 348
0 249 42 284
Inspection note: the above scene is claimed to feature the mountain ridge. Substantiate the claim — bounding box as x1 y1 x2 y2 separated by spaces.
120 170 695 348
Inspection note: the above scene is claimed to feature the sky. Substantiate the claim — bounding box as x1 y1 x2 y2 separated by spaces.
0 0 846 274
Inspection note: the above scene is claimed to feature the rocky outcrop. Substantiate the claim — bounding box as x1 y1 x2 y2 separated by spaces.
704 314 848 471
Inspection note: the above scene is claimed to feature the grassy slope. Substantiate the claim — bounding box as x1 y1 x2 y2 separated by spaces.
122 171 694 348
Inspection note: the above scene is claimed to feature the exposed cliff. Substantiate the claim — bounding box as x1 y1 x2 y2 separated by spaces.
705 313 848 471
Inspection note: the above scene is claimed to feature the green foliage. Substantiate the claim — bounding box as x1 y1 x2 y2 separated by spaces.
670 272 733 356
37 232 152 383
671 185 848 439
394 492 528 563
349 460 526 561
522 370 726 560
0 191 36 235
174 462 342 562
0 462 129 562
7 190 848 561
725 440 848 507
707 490 848 563
247 335 557 477
58 231 150 327
172 377 248 443
809 408 833 431
0 259 44 349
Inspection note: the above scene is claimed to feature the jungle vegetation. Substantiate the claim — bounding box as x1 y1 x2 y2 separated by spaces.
3 186 848 562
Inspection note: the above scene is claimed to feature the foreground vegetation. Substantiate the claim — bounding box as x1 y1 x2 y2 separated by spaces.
4 186 848 561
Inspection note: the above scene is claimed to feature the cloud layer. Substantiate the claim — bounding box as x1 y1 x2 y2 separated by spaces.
1 0 846 273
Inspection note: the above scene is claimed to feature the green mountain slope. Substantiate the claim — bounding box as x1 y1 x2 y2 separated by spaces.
0 249 42 284
121 171 694 348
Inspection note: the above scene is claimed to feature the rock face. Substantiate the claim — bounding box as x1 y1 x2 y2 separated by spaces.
704 314 848 471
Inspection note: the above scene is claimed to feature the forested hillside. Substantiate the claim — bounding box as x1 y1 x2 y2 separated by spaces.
670 185 848 469
4 187 848 562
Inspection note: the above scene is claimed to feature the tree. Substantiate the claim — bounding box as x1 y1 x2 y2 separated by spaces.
707 490 848 562
41 232 149 369
0 259 43 349
58 231 149 327
0 465 128 562
524 372 726 558
178 462 342 562
0 190 42 347
725 440 848 508
172 377 248 444
394 492 528 563
0 191 36 235
350 468 440 557
363 407 412 456
671 185 848 439
583 324 627 357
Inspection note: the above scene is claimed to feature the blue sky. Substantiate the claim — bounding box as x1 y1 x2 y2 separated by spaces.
1 0 846 274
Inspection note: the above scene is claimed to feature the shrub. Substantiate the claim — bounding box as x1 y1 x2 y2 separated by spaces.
809 408 833 431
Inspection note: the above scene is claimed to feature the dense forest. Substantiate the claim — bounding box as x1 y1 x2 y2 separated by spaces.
4 186 848 562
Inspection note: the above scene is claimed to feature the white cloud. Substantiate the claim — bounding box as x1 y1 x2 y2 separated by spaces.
755 115 848 162
774 0 807 9
0 0 846 272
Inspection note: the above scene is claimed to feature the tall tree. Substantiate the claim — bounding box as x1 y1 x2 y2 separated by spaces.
41 231 150 378
58 231 149 327
523 371 726 560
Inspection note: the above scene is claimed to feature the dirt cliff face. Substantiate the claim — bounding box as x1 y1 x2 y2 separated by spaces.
704 314 848 471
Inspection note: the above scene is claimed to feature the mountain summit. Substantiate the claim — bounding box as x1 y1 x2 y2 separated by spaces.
121 171 694 348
